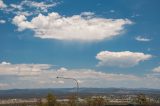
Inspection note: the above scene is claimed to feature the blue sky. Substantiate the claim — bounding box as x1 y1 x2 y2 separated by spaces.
0 0 160 89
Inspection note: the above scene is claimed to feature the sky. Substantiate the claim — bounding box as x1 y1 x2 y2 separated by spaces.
0 0 160 89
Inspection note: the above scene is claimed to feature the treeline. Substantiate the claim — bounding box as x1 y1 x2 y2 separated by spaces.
37 93 109 106
0 93 159 106
36 93 153 106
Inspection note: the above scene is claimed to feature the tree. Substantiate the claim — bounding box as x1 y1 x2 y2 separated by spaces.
89 96 106 106
46 93 57 106
85 97 93 106
94 96 105 106
134 94 149 105
67 95 76 106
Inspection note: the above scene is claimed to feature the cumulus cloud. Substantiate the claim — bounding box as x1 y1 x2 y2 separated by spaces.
0 19 6 24
96 51 152 67
0 0 7 8
152 66 160 73
12 12 132 42
135 36 151 42
0 62 160 89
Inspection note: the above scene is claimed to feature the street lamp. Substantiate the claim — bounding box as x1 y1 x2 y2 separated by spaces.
56 76 79 105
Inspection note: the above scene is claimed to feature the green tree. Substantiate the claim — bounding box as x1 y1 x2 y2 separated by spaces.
85 97 93 106
135 94 149 105
94 96 105 106
88 96 106 106
46 93 57 106
67 95 76 106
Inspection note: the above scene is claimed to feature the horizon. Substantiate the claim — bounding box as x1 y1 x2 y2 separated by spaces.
0 0 160 90
1 87 160 91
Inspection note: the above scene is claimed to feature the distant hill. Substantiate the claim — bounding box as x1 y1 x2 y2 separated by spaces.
0 88 160 99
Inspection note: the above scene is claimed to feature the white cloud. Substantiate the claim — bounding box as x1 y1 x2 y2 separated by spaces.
56 68 139 81
0 19 6 24
12 15 34 31
0 62 160 89
10 4 23 11
20 0 57 12
12 12 132 42
0 0 7 8
1 0 58 16
1 61 10 65
0 62 51 76
135 36 151 42
96 51 152 67
14 11 33 16
80 12 95 16
152 66 160 73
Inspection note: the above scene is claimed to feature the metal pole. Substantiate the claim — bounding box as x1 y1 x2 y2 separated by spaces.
56 76 79 106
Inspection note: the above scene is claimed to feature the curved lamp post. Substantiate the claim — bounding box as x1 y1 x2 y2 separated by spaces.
56 76 79 106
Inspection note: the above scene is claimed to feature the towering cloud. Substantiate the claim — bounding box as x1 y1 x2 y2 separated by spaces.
96 51 152 67
12 12 132 42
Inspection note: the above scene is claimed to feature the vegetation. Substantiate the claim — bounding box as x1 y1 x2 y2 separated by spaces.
1 93 159 106
46 93 57 106
133 94 150 105
37 93 57 106
67 95 76 106
36 93 109 106
85 96 107 106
